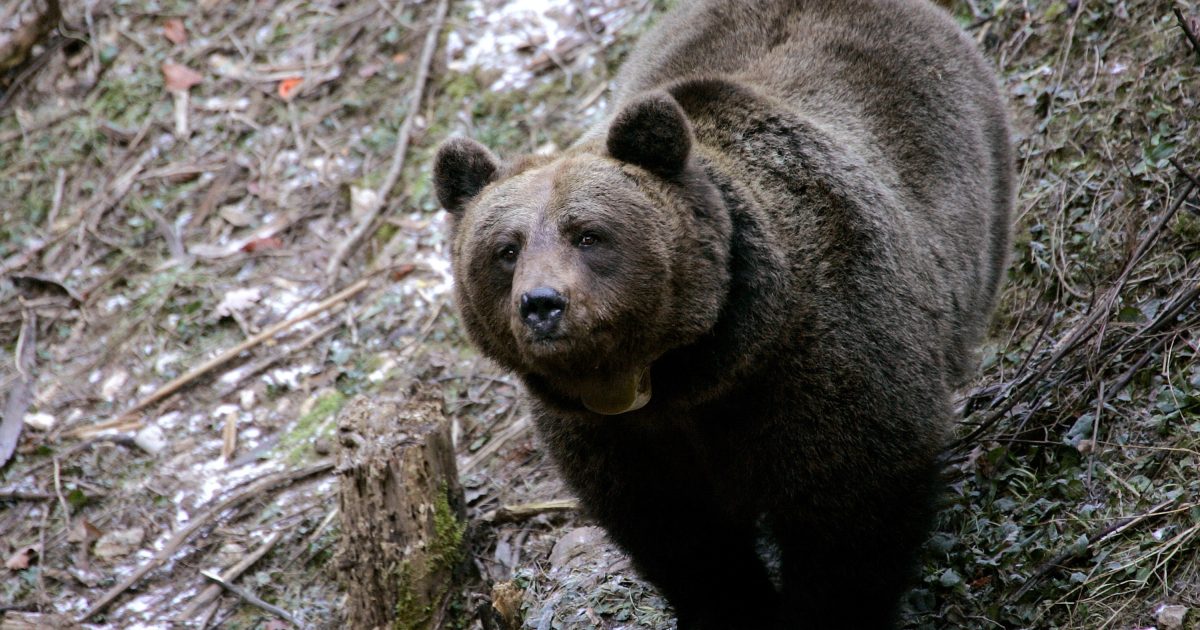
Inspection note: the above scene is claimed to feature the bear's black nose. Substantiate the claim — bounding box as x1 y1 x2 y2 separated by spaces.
519 287 567 336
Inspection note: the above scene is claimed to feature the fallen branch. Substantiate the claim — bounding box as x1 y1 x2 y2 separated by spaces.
483 499 579 524
71 278 371 437
324 0 450 280
1174 8 1200 64
79 462 333 621
177 529 283 621
1009 496 1178 601
1170 157 1200 195
200 566 296 624
200 569 297 626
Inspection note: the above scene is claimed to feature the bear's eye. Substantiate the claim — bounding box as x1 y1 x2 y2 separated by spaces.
497 244 519 263
576 232 601 248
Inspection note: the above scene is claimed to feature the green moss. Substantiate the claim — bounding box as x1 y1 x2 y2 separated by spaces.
278 390 346 463
391 486 466 629
431 486 466 570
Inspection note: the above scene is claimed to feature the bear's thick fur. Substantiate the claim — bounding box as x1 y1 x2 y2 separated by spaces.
433 0 1012 627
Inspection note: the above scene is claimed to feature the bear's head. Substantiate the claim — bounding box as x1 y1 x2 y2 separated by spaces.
433 91 732 414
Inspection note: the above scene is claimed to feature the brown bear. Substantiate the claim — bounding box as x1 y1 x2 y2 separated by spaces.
433 0 1013 627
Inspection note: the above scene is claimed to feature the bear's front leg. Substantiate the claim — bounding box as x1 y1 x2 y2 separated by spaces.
545 421 782 629
770 467 941 630
597 496 783 630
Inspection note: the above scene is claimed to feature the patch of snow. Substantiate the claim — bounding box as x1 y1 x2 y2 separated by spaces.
219 366 248 385
158 411 182 429
264 364 314 390
447 0 636 91
414 244 455 303
194 458 281 505
104 294 131 313
154 351 180 376
368 357 397 383
23 412 55 431
122 596 151 613
134 424 168 455
263 280 308 317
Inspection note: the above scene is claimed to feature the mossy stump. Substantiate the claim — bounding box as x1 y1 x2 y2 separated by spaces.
335 384 466 630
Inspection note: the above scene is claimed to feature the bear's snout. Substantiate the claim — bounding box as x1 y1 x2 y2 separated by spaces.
519 287 568 338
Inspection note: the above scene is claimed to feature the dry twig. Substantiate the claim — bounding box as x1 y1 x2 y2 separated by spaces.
324 0 450 280
178 531 285 621
1174 8 1200 64
200 569 297 626
79 462 333 621
71 278 372 437
953 180 1198 450
484 499 580 524
1010 497 1179 601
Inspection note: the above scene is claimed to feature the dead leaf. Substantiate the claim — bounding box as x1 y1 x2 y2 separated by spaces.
242 236 283 253
10 274 82 303
68 519 103 544
277 76 303 101
163 18 187 45
391 264 417 282
6 547 36 570
162 61 203 92
94 527 145 559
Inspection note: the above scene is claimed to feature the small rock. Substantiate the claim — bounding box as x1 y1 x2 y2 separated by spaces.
134 425 168 455
94 527 145 559
23 412 55 431
1156 604 1189 630
548 526 606 571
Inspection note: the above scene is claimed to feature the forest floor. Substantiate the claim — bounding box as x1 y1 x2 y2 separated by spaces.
0 0 1197 628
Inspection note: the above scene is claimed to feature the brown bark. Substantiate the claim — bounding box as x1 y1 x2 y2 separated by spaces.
335 384 467 630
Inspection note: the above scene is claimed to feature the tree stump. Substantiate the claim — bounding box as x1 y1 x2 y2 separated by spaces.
335 384 467 630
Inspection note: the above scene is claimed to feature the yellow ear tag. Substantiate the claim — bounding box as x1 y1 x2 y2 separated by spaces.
581 367 652 415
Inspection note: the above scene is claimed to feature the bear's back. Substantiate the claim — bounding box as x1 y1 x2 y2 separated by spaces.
614 0 1012 384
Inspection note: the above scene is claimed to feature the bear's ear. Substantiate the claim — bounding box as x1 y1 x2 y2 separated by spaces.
433 137 501 215
606 91 692 178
